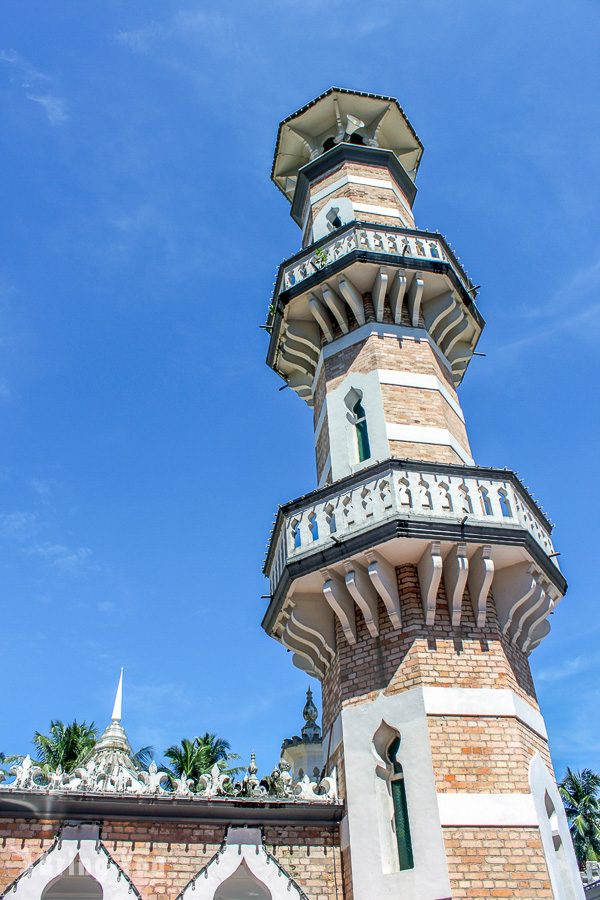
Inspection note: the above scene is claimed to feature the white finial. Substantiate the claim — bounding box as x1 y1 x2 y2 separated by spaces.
111 668 123 722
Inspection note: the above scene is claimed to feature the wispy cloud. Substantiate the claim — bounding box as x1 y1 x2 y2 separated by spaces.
536 654 595 684
116 10 234 55
27 542 93 575
496 256 600 357
30 478 52 497
0 508 94 575
0 49 68 125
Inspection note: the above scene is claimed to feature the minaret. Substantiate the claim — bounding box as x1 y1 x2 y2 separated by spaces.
262 88 582 899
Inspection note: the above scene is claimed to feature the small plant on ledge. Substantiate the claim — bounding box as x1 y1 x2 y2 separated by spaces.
313 247 329 269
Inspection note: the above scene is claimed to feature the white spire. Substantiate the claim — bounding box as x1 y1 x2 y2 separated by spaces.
111 668 123 722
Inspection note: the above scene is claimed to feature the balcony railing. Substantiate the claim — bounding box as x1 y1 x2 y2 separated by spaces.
278 223 474 299
265 460 555 593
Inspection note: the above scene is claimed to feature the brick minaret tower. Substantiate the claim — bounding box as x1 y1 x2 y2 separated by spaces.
262 88 582 899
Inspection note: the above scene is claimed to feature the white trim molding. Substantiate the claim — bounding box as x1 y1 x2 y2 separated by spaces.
386 423 474 464
421 687 547 740
529 753 585 898
307 173 414 218
4 823 139 900
437 792 537 826
353 202 404 220
179 827 305 899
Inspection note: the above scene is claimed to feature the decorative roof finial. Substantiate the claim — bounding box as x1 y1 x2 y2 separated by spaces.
111 668 124 723
301 686 321 742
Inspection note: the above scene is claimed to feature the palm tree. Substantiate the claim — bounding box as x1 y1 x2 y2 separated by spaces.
559 767 600 867
33 720 98 774
163 734 240 788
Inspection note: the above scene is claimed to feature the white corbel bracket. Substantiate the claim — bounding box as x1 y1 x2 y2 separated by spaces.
322 568 357 644
467 545 494 628
344 561 379 637
372 267 388 322
407 274 425 327
418 541 443 626
443 542 469 627
388 270 407 324
365 550 402 630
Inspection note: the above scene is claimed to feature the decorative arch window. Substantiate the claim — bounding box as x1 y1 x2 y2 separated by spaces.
387 737 414 871
324 502 337 533
428 241 440 258
373 722 415 875
308 511 319 541
361 486 374 517
379 479 393 510
344 388 372 464
480 486 493 516
291 519 301 549
459 483 473 514
398 477 412 508
418 478 432 509
498 488 512 518
353 397 371 462
438 481 452 511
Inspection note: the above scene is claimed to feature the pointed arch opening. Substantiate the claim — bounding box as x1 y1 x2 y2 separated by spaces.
345 388 371 464
372 721 414 874
42 858 103 900
213 860 272 900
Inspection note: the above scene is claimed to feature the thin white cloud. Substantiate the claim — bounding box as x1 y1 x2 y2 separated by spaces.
115 10 235 56
27 542 93 575
25 92 68 126
536 654 594 683
30 478 52 496
0 49 68 125
492 256 600 358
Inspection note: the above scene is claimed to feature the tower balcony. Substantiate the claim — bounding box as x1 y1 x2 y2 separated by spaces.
266 222 484 404
262 459 566 678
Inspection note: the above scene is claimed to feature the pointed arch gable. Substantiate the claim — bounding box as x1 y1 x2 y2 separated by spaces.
178 828 308 900
529 753 584 899
1 824 140 900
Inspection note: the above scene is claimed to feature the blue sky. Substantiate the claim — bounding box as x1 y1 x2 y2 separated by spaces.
0 0 599 777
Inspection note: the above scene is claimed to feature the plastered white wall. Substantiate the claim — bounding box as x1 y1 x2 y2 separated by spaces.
341 690 452 900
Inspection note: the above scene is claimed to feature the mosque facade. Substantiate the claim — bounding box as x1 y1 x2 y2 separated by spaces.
0 88 583 899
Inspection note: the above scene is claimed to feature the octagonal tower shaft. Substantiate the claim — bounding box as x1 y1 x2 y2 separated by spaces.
262 88 580 900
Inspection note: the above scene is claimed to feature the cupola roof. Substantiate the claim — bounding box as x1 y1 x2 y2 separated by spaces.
271 87 423 202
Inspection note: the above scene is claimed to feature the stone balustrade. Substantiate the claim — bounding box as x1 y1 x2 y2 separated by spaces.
266 460 555 594
279 223 473 298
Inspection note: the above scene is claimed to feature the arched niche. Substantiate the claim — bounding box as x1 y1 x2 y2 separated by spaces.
179 828 306 900
42 857 103 900
4 823 139 900
213 860 271 900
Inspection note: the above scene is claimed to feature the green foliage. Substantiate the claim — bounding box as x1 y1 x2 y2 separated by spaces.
313 247 329 269
559 767 600 867
33 720 98 774
163 733 241 790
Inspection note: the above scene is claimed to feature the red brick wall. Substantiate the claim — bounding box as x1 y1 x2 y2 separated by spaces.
0 819 342 900
443 826 553 898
